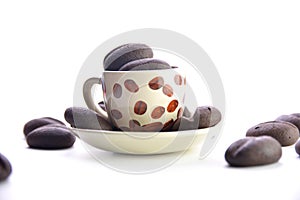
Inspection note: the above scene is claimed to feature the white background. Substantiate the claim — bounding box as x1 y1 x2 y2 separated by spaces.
1 0 300 199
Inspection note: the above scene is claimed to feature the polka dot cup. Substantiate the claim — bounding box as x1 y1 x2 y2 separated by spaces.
83 69 186 132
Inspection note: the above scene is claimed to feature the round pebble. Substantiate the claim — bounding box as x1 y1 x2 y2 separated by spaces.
225 136 282 167
26 126 76 149
0 153 12 181
171 117 198 131
183 107 192 118
64 107 112 130
103 43 153 71
276 114 300 132
119 58 171 71
246 121 299 146
295 140 300 156
291 113 300 118
23 117 65 136
193 106 222 128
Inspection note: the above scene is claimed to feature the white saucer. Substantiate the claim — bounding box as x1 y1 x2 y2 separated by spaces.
71 128 209 155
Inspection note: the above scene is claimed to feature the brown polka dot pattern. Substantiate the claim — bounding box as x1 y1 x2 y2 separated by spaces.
162 84 173 97
105 72 185 130
148 76 164 90
113 83 122 98
174 74 182 85
111 109 123 120
124 79 139 93
134 101 147 115
167 100 179 112
151 106 165 119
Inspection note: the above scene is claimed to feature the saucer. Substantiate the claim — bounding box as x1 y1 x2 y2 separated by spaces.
71 128 209 155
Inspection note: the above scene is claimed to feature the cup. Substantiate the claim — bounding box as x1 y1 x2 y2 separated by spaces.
83 68 186 131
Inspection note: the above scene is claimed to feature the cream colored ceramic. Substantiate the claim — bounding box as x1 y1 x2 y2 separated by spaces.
71 128 208 155
83 68 186 130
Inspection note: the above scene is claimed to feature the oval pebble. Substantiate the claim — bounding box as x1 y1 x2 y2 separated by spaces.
64 107 112 130
183 107 192 118
119 58 171 71
295 140 300 155
23 117 65 136
225 136 282 167
291 113 300 118
103 43 153 71
246 121 299 146
171 117 198 131
276 114 300 133
193 106 222 128
0 153 12 181
26 126 76 149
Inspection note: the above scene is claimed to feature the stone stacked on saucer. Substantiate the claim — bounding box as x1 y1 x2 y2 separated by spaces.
64 106 222 132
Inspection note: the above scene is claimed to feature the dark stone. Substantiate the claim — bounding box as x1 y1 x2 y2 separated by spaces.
23 117 65 136
103 43 153 71
119 58 170 71
183 107 192 118
295 140 300 156
246 121 299 146
26 126 76 149
225 136 282 167
193 106 222 128
0 153 12 181
171 117 198 131
64 107 112 130
291 113 300 118
276 114 300 133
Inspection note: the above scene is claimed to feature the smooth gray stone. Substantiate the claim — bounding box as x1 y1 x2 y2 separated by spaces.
26 126 76 149
246 121 299 146
103 43 153 71
171 117 198 131
193 106 222 128
276 114 300 133
23 117 65 136
295 140 300 155
64 107 112 131
119 58 170 71
0 153 12 181
225 136 282 167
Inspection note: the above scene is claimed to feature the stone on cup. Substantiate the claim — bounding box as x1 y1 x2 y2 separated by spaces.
103 43 153 71
119 58 171 71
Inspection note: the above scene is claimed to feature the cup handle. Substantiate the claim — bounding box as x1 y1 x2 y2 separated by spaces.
83 77 109 121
